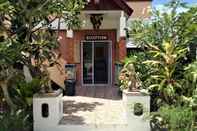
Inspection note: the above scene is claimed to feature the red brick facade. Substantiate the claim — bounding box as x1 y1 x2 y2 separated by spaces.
58 30 126 86
118 37 127 62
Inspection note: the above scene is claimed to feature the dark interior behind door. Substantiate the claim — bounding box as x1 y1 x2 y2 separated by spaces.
94 42 108 84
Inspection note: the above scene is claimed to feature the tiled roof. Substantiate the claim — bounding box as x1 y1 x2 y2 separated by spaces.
84 0 133 16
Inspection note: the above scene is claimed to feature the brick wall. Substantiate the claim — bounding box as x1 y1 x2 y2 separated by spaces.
118 37 127 62
58 29 126 86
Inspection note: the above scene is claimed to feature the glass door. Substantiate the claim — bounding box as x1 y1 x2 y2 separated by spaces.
83 42 93 84
82 41 111 85
94 42 108 84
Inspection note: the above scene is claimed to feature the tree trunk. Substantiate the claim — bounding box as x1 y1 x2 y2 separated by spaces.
23 65 33 83
0 81 17 111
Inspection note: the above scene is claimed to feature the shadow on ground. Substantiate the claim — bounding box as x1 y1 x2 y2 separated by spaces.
60 115 86 125
60 100 103 125
63 100 103 114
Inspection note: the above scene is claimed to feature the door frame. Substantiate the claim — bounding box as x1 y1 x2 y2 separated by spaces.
81 40 112 87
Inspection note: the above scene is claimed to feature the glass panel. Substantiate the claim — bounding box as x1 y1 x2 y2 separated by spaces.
83 42 93 84
94 42 108 84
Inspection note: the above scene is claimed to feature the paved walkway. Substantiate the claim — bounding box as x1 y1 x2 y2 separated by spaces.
60 87 127 125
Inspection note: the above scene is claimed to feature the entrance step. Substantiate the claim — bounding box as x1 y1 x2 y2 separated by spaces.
57 124 129 131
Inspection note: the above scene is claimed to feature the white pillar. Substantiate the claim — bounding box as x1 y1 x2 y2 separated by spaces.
123 90 150 131
33 90 63 131
120 12 126 37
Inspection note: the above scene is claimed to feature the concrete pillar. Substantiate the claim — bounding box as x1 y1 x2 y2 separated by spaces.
118 12 127 62
33 90 63 131
123 90 150 131
120 11 126 37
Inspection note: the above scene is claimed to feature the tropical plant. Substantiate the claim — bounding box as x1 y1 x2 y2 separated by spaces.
128 0 197 105
0 0 85 110
184 61 197 91
143 40 188 105
11 78 41 109
0 0 85 130
127 0 197 130
181 61 197 110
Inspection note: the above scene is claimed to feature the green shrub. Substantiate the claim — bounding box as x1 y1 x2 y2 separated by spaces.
128 0 197 106
0 109 32 131
150 106 196 131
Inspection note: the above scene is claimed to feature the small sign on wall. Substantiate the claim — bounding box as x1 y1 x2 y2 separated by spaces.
85 35 108 41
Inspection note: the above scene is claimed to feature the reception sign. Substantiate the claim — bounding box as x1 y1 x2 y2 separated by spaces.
85 35 108 41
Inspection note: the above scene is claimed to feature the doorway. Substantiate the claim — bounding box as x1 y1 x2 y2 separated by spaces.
81 41 112 86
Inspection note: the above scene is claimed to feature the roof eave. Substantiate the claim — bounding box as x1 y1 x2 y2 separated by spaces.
113 0 133 16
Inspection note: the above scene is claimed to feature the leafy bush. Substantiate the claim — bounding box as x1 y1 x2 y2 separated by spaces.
13 78 41 107
0 0 85 130
180 61 197 112
0 109 32 131
184 61 197 92
150 106 196 131
126 1 197 130
128 0 197 106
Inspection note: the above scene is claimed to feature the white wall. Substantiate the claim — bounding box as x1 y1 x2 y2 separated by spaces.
80 12 120 30
33 92 151 131
81 11 127 40
49 11 127 41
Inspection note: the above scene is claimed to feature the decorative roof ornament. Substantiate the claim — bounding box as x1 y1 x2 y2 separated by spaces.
90 14 103 30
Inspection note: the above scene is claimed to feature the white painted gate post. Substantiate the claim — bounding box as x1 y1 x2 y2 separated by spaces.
123 90 150 131
33 89 63 131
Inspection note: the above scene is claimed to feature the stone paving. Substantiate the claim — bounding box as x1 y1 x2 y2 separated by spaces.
60 87 127 125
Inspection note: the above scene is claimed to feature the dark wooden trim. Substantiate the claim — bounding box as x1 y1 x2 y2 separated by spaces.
114 0 133 16
84 0 133 16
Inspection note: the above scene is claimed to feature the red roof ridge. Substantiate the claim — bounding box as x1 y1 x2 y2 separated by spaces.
113 0 133 16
